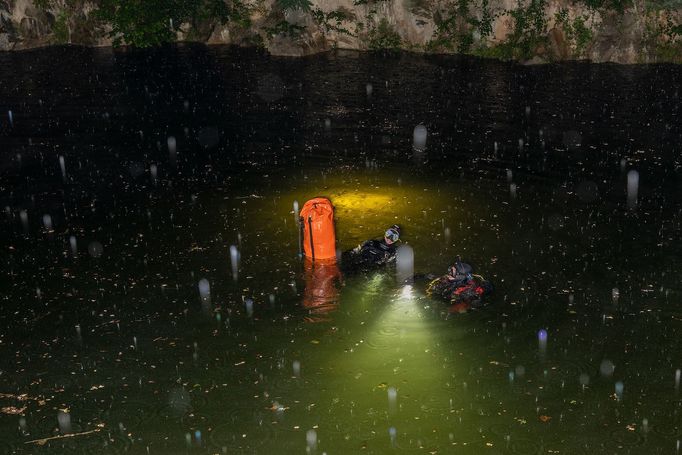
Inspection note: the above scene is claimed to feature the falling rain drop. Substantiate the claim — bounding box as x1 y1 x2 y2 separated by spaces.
388 386 397 414
42 214 53 231
168 136 177 162
150 164 158 183
244 298 254 317
509 183 517 199
230 245 239 281
389 427 397 447
306 429 317 453
366 83 373 96
600 359 615 377
20 210 29 232
396 245 414 284
611 287 619 304
627 170 639 209
8 110 13 127
413 124 427 150
59 155 66 180
506 169 513 183
537 329 547 356
615 381 624 400
88 241 104 258
57 410 72 434
198 278 210 301
293 360 301 377
675 369 680 391
579 373 590 389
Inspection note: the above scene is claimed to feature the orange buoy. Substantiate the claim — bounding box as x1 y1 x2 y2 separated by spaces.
300 197 336 261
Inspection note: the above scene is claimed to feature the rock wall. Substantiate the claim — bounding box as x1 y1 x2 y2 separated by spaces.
0 0 680 63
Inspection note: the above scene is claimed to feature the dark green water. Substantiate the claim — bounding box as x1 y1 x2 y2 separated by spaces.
0 45 681 454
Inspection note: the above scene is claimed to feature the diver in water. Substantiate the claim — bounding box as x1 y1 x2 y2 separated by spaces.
426 257 493 312
340 225 401 272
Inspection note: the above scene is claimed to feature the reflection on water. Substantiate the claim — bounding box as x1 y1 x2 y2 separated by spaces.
0 45 681 454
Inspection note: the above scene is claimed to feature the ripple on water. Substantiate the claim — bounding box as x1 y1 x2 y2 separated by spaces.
390 429 441 453
209 415 275 451
0 441 19 455
377 325 401 338
105 399 157 430
363 335 394 351
262 375 314 396
508 437 542 455
180 411 211 429
156 390 210 421
486 422 513 440
552 358 596 385
653 420 682 439
37 430 131 455
608 427 645 447
410 393 456 416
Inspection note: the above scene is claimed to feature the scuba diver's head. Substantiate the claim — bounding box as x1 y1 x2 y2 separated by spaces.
384 225 401 245
448 257 473 279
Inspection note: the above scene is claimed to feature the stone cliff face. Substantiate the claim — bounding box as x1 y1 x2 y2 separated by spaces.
0 0 680 63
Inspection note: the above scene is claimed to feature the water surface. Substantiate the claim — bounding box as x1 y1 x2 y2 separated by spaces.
0 45 681 454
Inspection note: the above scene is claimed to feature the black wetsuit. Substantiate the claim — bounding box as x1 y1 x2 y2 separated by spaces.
341 239 397 272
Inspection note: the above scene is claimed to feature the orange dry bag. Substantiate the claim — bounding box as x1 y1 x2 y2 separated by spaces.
300 197 337 261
